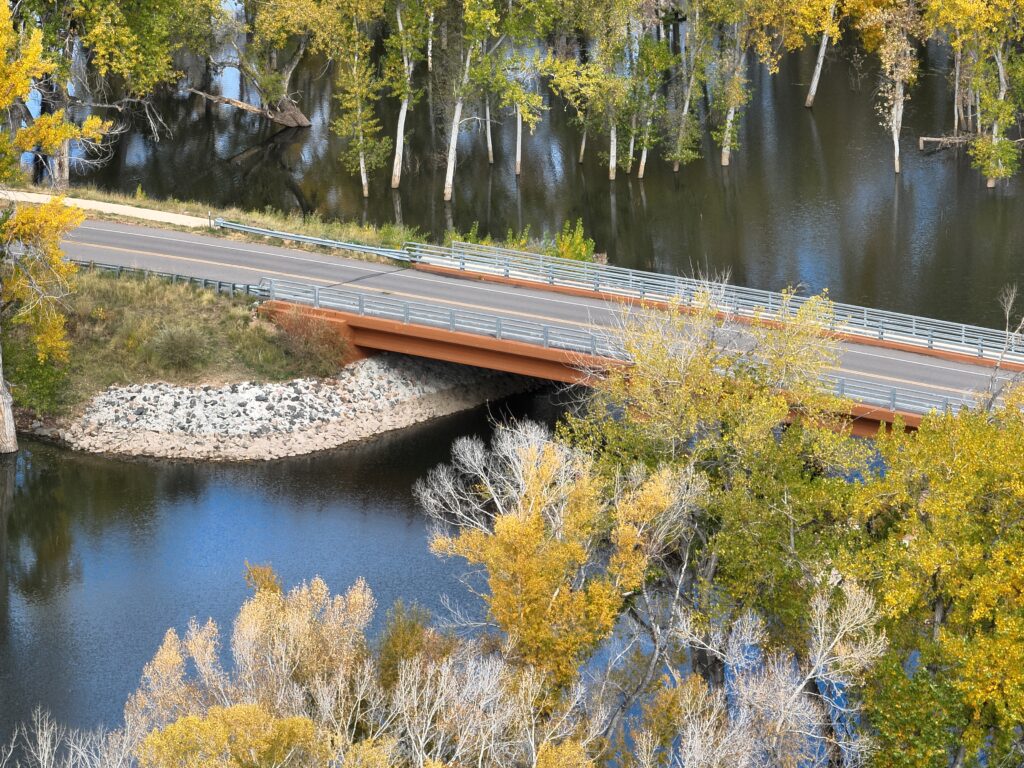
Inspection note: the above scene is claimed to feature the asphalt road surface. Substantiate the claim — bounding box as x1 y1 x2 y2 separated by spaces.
63 220 1016 413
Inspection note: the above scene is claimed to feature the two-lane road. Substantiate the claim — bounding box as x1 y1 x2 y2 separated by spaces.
63 220 1015 410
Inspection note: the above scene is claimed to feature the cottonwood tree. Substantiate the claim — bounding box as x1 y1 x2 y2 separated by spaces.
849 394 1024 767
7 0 193 187
663 0 711 173
383 0 429 188
327 0 393 197
1 4 88 453
859 0 925 174
188 0 330 128
441 0 500 201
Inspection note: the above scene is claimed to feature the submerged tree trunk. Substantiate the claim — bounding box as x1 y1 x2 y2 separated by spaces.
805 5 835 109
608 121 617 180
805 31 829 108
987 47 1009 188
0 345 16 454
638 118 651 178
443 50 473 202
953 49 961 135
515 104 522 175
485 97 494 165
578 128 587 163
427 12 434 72
190 89 311 128
891 78 904 174
626 114 636 174
721 104 737 166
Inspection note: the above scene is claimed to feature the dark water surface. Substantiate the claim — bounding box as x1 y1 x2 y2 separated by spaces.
0 390 562 738
81 42 1024 326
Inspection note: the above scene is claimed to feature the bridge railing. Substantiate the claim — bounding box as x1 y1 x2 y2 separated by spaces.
212 218 1022 366
263 277 980 418
404 241 1024 366
72 259 267 298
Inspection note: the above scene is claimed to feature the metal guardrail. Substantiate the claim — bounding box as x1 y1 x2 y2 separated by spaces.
72 259 267 298
213 219 409 261
406 241 1024 366
263 277 980 418
210 218 1022 366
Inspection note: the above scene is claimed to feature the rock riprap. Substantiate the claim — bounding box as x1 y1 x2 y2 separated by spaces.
59 354 536 460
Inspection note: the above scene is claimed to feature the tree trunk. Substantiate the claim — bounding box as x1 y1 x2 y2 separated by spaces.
987 47 1008 188
892 79 904 174
359 149 369 198
608 121 617 180
392 97 409 188
515 104 522 176
805 18 832 109
0 345 17 454
485 97 494 165
626 114 636 174
427 12 434 72
190 89 311 128
578 128 587 163
52 138 71 190
638 118 651 178
953 49 961 135
443 50 473 202
721 105 736 166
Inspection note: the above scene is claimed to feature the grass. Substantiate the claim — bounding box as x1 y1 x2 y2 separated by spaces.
2 269 351 417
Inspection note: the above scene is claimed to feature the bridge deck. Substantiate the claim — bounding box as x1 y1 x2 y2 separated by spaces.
62 220 1017 426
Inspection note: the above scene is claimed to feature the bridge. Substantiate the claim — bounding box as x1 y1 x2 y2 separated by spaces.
62 219 1023 433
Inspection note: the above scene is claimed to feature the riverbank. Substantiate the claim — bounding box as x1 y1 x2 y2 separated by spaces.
48 354 536 461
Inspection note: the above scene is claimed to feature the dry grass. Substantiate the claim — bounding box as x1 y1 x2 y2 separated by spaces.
3 269 350 416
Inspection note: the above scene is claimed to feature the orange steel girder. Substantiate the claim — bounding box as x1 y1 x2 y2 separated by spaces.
261 301 915 432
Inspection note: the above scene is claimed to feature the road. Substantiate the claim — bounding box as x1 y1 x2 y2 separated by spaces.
63 220 1015 413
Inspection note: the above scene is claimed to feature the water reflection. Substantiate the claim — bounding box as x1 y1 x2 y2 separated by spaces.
81 42 1024 326
0 389 565 738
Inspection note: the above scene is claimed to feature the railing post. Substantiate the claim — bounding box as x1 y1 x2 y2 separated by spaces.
496 317 503 339
928 330 934 349
269 280 277 300
977 340 983 357
357 294 365 314
449 311 456 332
543 326 550 347
890 390 897 411
313 286 321 308
837 379 845 397
403 304 410 324
590 336 597 356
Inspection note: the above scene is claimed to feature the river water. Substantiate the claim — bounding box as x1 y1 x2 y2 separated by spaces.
81 41 1024 327
0 390 563 738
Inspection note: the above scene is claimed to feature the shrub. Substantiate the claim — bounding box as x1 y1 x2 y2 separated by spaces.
1 333 69 413
273 308 350 377
148 323 209 372
550 218 595 262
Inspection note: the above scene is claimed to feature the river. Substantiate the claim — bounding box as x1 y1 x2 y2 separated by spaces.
0 390 563 739
80 41 1024 327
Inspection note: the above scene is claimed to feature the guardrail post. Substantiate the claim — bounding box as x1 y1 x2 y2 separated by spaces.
590 336 597 355
878 321 884 340
403 305 410 324
496 318 503 339
357 295 365 314
313 286 321 308
269 280 277 300
977 340 983 358
837 379 845 397
928 330 934 349
449 311 456 332
890 390 897 411
543 326 549 347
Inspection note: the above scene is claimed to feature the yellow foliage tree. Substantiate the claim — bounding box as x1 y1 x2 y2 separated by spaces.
137 704 326 768
0 0 92 452
849 391 1024 766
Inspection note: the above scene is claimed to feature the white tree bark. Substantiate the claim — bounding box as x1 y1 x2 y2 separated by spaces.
805 5 835 109
626 115 636 174
638 118 651 178
392 97 409 188
608 122 617 180
578 128 587 163
443 50 473 202
891 79 904 174
721 105 736 166
0 345 16 454
427 11 434 72
485 98 494 165
514 104 522 176
987 47 1008 188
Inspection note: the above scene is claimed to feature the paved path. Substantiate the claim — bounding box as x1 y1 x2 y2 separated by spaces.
63 220 1015 412
5 190 209 228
